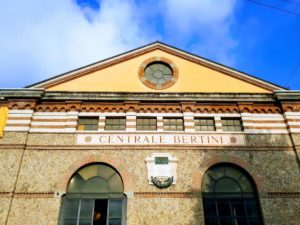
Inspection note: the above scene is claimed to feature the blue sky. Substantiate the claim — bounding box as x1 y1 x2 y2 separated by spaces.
0 0 299 89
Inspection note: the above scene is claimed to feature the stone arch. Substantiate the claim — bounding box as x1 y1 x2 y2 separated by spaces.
57 155 133 193
192 156 266 194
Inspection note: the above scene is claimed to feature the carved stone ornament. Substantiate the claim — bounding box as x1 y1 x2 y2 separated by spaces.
151 176 174 189
145 153 177 188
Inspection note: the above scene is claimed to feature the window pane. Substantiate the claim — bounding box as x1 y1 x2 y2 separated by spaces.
236 218 248 225
208 166 225 180
217 201 231 217
227 120 234 125
78 117 99 131
177 126 183 131
245 200 260 217
155 157 169 165
248 218 261 225
219 218 233 225
239 176 254 193
234 120 241 125
108 219 122 225
105 117 126 131
195 118 215 131
82 177 109 193
163 118 184 131
204 217 219 225
224 166 242 181
137 117 157 131
203 199 217 217
109 200 123 218
201 173 215 193
61 198 80 225
207 126 215 131
221 118 243 132
79 199 94 225
97 165 117 181
85 124 98 131
231 200 246 217
108 174 124 193
215 178 242 193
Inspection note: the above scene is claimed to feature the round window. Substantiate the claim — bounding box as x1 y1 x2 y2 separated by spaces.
144 62 173 86
138 57 178 90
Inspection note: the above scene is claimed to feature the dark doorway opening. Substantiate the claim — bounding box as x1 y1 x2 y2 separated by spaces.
93 200 108 225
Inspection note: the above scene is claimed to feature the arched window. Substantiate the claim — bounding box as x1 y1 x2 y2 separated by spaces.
201 164 263 225
59 164 126 225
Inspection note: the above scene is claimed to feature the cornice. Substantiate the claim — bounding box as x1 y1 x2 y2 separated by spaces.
0 89 276 102
1 89 299 113
0 89 44 98
274 90 300 101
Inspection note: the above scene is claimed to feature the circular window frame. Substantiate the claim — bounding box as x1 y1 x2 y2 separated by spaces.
138 57 179 90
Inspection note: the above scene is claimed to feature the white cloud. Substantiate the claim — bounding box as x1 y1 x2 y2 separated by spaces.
162 0 238 65
0 0 239 88
0 0 153 87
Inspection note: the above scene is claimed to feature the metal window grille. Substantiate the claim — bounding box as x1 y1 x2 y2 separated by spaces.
77 117 99 131
195 118 216 131
105 117 126 131
221 118 243 132
163 117 184 131
136 117 157 131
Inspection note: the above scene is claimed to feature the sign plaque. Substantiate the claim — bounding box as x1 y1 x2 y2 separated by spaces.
77 133 245 146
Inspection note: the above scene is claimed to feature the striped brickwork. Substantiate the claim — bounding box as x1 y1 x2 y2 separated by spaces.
4 110 294 134
284 112 300 134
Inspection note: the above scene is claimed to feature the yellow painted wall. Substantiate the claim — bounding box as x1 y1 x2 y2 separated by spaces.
0 107 8 137
48 50 271 93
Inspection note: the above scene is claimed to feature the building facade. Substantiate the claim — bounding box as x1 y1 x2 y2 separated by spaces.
0 42 299 225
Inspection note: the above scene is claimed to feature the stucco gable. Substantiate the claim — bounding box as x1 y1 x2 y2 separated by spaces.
27 42 284 93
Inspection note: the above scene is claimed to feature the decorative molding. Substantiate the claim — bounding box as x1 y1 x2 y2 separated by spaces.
4 101 287 114
134 192 193 198
267 192 300 198
281 102 300 112
151 176 174 189
138 57 179 90
0 192 13 198
19 145 294 151
13 192 55 198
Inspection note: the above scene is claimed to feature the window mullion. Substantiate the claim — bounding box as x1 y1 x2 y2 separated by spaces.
77 199 81 225
90 200 95 225
106 200 110 225
215 199 221 225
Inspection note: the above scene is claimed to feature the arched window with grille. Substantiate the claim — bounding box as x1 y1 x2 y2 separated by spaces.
201 164 264 225
59 163 126 225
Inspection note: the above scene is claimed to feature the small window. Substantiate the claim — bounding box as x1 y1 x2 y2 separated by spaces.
221 118 243 132
163 117 184 131
136 117 157 131
195 118 215 131
105 117 126 131
77 117 99 131
155 157 169 165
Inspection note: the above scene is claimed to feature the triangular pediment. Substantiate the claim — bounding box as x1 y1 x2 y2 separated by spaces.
27 42 284 93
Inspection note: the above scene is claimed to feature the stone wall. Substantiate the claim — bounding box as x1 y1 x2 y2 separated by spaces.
1 131 300 225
